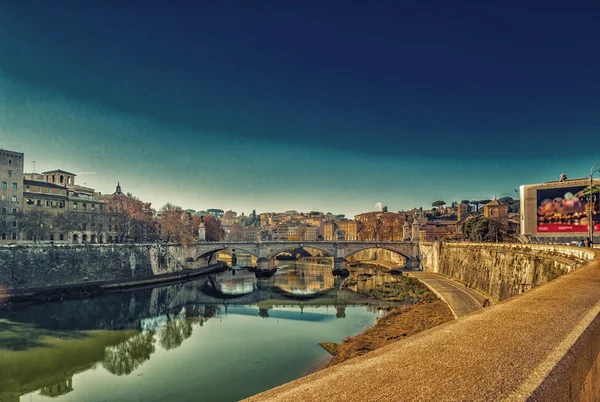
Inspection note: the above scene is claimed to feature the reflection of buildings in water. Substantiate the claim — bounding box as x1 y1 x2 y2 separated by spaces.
39 376 74 397
218 279 256 295
213 270 257 295
272 264 335 294
217 252 256 266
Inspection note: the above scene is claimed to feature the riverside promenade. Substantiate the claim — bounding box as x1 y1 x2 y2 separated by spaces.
246 248 600 401
408 271 485 317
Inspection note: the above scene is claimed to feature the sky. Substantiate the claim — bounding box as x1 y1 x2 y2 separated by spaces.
1 1 599 216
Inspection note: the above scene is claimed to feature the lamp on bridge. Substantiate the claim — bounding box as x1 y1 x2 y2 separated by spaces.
588 163 600 245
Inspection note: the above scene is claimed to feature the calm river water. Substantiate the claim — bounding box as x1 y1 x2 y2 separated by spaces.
0 261 396 402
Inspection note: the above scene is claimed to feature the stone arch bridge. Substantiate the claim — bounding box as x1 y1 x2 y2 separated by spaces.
193 241 419 271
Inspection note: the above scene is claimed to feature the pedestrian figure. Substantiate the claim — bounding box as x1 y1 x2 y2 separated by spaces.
578 240 585 247
585 237 593 248
482 298 491 307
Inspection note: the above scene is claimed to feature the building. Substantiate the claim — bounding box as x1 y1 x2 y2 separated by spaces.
337 220 361 241
420 223 457 241
303 226 318 241
483 199 509 226
22 170 114 243
323 221 336 241
457 201 471 221
520 176 600 243
0 149 24 243
244 226 259 242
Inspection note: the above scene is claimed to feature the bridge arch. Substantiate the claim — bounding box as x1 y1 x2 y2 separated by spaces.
195 245 259 260
345 244 412 261
265 243 336 261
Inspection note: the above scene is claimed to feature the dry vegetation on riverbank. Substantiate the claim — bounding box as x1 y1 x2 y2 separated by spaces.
319 273 454 368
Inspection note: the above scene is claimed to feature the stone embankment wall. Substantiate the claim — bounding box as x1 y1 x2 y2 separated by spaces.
0 243 216 295
419 242 594 302
347 249 405 265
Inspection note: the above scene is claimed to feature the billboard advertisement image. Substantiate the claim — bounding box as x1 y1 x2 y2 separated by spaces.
537 185 600 232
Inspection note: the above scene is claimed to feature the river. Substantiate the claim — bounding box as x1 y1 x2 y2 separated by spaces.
0 261 398 402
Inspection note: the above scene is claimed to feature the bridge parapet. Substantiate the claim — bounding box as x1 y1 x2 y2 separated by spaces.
193 240 416 263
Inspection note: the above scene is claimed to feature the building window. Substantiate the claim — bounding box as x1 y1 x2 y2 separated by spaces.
37 187 41 193
83 223 87 231
1 182 6 189
99 204 103 211
26 185 30 192
0 233 5 240
1 195 5 202
52 175 55 183
11 196 17 203
7 171 11 178
59 234 64 241
73 202 78 210
11 233 16 240
12 183 17 190
8 159 11 165
27 199 33 205
1 207 6 214
83 203 87 210
47 188 51 194
12 208 17 214
46 200 50 207
58 189 61 195
12 221 16 227
60 175 64 184
36 200 42 206
1 220 5 228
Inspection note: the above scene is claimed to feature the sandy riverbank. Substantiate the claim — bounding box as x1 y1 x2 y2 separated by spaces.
318 271 454 369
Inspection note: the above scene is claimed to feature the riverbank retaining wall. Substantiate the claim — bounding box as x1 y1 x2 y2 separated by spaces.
0 243 216 295
419 242 594 302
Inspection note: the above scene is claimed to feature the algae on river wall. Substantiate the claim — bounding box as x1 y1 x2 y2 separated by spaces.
420 242 592 302
0 244 208 293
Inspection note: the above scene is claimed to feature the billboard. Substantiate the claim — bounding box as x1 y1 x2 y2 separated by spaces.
537 185 600 233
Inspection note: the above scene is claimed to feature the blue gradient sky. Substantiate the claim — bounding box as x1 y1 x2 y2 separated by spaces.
1 1 599 216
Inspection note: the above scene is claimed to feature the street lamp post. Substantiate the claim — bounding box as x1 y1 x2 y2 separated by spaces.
589 163 600 244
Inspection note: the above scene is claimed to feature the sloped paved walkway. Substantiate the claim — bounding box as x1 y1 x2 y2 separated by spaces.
408 271 485 317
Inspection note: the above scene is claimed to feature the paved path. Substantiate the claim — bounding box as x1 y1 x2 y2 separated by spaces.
407 271 486 317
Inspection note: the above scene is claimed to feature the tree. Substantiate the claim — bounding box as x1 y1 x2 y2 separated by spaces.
498 196 520 213
18 209 52 243
102 331 156 376
228 223 245 241
203 215 225 241
460 200 470 204
462 216 504 242
53 210 87 234
432 200 446 208
106 193 157 243
159 203 194 245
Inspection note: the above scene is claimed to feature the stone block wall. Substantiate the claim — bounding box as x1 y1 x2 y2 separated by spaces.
0 243 209 294
420 242 595 302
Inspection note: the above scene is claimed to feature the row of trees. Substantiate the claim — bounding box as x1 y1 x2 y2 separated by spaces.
432 196 519 214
